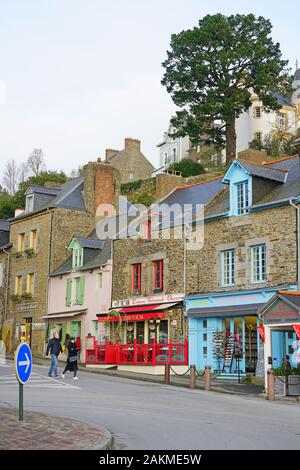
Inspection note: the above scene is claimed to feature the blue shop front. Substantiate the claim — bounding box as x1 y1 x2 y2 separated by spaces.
185 286 296 375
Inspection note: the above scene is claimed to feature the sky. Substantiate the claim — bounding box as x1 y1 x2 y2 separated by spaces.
0 0 299 175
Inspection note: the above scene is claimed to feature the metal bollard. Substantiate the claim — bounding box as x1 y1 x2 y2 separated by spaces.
204 366 211 391
267 369 275 401
190 365 196 389
164 362 171 385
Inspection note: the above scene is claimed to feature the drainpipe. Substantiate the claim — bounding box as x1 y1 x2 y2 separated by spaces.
2 248 10 321
44 209 54 348
290 200 300 291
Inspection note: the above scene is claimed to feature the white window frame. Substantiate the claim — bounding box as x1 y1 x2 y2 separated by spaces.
72 248 83 269
172 148 176 162
236 181 249 215
254 106 261 118
26 195 34 213
98 272 103 288
221 249 235 287
277 112 286 130
254 132 262 144
128 172 134 180
251 244 266 283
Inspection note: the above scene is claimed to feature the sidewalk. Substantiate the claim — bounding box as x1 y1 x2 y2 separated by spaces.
0 405 112 450
31 356 265 397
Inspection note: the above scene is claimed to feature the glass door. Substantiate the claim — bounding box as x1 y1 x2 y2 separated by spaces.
136 322 145 344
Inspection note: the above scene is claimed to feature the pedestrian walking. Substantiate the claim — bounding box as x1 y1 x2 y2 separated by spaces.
63 333 71 352
46 331 63 377
61 337 79 380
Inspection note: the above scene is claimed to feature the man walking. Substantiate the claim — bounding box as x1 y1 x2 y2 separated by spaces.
46 331 62 377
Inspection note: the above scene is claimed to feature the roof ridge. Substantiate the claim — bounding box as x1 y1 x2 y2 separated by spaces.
176 176 223 190
262 154 300 166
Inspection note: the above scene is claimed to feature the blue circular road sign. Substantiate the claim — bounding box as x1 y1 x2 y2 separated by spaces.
15 343 32 384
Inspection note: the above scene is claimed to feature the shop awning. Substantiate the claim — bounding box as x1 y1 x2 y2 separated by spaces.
97 302 179 322
187 303 264 318
119 302 178 313
42 309 87 320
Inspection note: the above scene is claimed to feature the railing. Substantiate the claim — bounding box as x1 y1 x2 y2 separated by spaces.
85 337 188 366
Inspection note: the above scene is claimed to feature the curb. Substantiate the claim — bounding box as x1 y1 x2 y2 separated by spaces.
84 425 112 450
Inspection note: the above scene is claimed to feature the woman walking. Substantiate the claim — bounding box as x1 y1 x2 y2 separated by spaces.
61 337 79 380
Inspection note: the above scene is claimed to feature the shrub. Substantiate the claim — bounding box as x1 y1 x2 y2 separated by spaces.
169 158 205 177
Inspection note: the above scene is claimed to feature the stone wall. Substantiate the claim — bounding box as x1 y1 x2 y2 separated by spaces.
186 204 297 295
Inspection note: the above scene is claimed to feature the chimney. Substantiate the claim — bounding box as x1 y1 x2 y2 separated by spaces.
124 137 141 152
105 149 119 161
82 160 120 221
15 208 24 217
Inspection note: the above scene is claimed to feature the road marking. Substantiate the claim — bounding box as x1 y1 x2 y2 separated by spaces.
0 372 80 389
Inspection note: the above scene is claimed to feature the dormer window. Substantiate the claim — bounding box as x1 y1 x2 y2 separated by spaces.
237 181 249 215
25 195 34 213
72 248 83 269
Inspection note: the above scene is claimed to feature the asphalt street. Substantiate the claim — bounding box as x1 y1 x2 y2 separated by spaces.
0 361 299 450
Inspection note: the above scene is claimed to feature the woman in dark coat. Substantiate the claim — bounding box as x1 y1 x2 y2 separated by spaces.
61 337 79 380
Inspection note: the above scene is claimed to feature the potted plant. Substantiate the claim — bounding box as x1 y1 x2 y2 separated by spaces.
21 292 33 301
11 294 21 303
24 248 35 257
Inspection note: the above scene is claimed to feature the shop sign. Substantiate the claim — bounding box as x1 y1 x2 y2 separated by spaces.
257 325 265 342
99 312 165 323
32 323 46 331
293 324 300 340
112 294 184 308
16 303 38 312
264 300 300 325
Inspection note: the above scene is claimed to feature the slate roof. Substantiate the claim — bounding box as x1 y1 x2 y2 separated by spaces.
294 68 300 81
236 160 288 183
0 220 10 231
273 91 292 107
206 155 300 218
51 232 111 277
14 177 85 220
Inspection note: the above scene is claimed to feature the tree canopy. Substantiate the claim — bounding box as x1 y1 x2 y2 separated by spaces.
162 14 290 165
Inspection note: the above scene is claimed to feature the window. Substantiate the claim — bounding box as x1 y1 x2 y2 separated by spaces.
17 233 25 252
15 275 22 296
66 279 72 307
164 152 168 164
254 132 262 144
29 230 37 250
26 273 34 296
203 333 207 342
98 272 103 288
132 263 141 294
237 181 249 215
153 259 163 292
203 347 208 357
172 148 176 162
221 249 235 287
254 106 261 118
203 320 207 328
72 248 83 269
128 172 134 180
25 195 34 213
277 112 286 130
251 244 266 283
74 276 85 305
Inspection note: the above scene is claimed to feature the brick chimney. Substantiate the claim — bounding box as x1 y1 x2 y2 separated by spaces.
105 148 119 161
124 137 141 152
82 161 120 220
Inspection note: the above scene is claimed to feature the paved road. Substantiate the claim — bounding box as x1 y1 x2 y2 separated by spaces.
0 361 299 450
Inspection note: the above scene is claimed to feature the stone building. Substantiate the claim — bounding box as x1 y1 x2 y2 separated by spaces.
0 220 11 352
99 176 224 371
185 154 300 375
105 137 154 183
7 160 120 355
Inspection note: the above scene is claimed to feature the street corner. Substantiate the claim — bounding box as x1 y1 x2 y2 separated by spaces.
0 406 112 450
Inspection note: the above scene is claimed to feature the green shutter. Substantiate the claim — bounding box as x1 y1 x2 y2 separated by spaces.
66 279 72 306
78 276 85 305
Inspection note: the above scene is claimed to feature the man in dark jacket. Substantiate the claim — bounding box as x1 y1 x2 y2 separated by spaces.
46 331 62 377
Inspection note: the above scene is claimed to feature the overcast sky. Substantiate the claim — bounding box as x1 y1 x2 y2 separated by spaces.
0 0 298 174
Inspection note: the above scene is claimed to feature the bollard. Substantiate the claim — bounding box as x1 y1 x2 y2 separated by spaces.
164 362 171 385
204 366 211 391
267 369 275 401
190 365 196 389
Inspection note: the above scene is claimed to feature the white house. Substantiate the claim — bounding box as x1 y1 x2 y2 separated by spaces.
155 123 190 174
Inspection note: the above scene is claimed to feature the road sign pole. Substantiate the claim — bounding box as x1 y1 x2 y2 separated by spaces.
19 383 23 421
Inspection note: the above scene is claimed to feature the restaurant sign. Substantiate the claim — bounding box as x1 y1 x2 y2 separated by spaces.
111 294 184 308
264 299 300 325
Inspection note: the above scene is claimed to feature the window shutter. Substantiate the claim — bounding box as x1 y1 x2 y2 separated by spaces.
66 279 72 306
78 276 85 305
